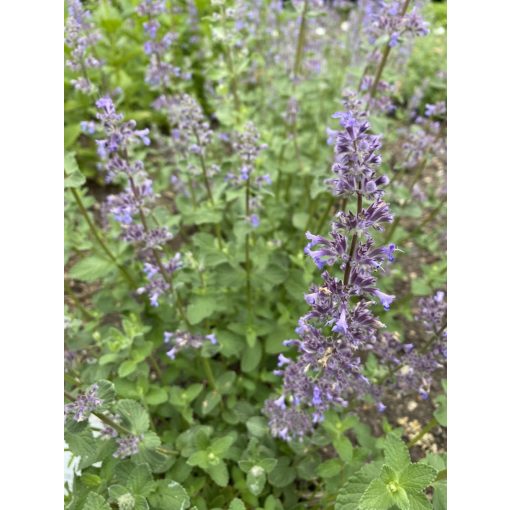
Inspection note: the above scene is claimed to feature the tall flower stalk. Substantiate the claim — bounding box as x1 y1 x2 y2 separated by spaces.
264 100 396 440
94 96 186 318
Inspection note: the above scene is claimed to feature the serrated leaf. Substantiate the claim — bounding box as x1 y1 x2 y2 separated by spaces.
96 380 116 405
108 484 129 500
317 459 341 478
268 457 296 488
146 387 168 406
246 416 268 438
228 498 246 510
207 459 229 487
246 327 257 348
82 473 103 488
216 371 236 394
359 478 395 510
384 434 411 473
117 399 150 434
187 451 209 469
408 491 433 510
128 463 154 496
432 481 446 510
241 342 262 372
400 463 437 493
247 465 266 496
333 435 353 463
393 487 411 510
187 296 219 325
65 430 97 469
201 391 221 415
64 152 86 188
119 360 138 378
69 256 115 282
83 492 111 510
148 480 190 510
335 462 383 510
259 458 278 473
380 465 398 484
210 435 236 456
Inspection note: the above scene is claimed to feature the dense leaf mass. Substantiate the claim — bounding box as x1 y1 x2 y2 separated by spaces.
64 0 446 508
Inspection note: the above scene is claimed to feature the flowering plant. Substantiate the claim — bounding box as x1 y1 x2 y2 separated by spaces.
65 1 446 508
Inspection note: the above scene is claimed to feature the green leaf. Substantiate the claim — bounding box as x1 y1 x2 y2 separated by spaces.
187 451 209 469
246 327 257 348
259 458 278 473
65 430 96 468
246 416 268 438
117 399 150 434
187 296 219 325
268 457 296 488
228 498 246 510
146 387 168 406
408 492 433 510
399 463 437 493
128 463 154 496
359 479 395 510
64 151 86 188
380 465 398 484
96 380 116 405
119 360 138 378
207 460 229 487
333 435 353 463
241 342 262 372
335 462 383 510
216 371 236 394
432 481 446 510
64 125 82 149
200 391 222 415
317 459 342 478
148 480 191 510
83 492 111 510
247 465 266 496
210 435 236 456
384 434 411 473
69 256 115 282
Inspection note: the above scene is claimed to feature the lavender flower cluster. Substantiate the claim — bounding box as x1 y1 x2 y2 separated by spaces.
94 96 181 306
368 290 447 400
366 0 429 48
264 101 396 440
137 0 185 88
164 331 217 359
65 0 102 93
65 384 102 422
113 435 142 459
227 122 270 227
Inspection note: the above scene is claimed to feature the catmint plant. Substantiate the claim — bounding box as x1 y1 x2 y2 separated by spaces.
137 0 185 88
264 100 397 439
64 0 103 94
95 96 182 309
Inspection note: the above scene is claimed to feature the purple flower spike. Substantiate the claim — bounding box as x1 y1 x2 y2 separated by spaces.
264 104 401 441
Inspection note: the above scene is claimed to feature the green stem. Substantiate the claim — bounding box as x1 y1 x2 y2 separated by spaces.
293 0 309 79
67 185 136 288
367 0 412 103
201 357 217 390
245 175 253 318
316 194 336 233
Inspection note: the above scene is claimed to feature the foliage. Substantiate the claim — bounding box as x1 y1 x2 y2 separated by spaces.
64 0 447 508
